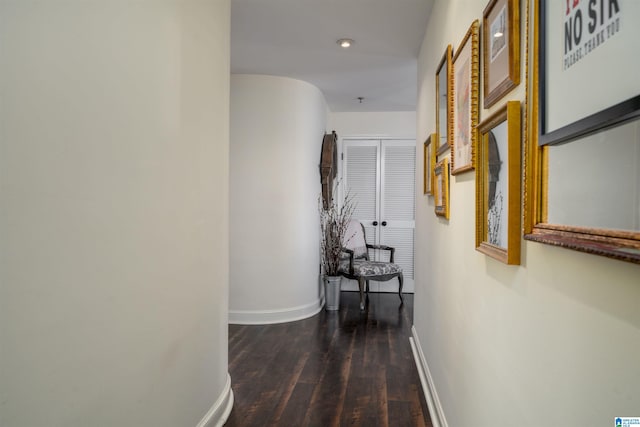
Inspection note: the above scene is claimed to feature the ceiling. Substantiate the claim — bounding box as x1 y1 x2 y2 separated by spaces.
231 0 433 112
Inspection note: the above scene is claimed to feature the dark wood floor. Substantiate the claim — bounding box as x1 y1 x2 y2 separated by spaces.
226 292 432 427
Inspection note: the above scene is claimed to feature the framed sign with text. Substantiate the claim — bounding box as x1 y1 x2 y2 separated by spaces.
525 0 640 265
539 0 640 146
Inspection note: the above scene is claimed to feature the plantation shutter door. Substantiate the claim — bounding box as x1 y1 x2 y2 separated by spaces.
343 140 380 249
379 140 415 288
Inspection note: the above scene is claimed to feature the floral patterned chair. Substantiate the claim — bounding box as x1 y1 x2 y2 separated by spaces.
338 220 403 311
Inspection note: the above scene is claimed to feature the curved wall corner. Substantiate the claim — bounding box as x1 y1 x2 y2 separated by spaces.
196 374 234 427
230 74 327 324
0 2 232 426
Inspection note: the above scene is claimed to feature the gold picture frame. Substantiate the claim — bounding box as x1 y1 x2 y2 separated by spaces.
524 0 640 264
434 157 449 219
451 20 480 175
482 0 520 109
435 45 453 156
476 101 521 264
423 133 436 195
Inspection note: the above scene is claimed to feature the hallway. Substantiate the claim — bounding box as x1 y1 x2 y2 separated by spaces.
226 292 431 426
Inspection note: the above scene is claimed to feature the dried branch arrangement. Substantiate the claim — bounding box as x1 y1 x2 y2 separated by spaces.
319 191 355 276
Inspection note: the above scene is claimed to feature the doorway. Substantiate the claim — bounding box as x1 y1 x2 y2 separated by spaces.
342 138 415 292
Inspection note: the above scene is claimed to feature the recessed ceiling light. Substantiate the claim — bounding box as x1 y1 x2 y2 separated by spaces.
494 31 504 38
337 38 354 48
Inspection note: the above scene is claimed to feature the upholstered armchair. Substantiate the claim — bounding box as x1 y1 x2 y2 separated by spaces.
338 220 403 311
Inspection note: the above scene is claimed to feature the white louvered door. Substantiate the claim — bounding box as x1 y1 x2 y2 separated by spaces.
343 140 380 250
379 141 415 291
342 139 415 292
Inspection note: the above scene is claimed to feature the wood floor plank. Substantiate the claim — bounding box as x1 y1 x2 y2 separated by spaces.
302 327 355 427
269 350 310 424
275 382 316 426
225 292 431 427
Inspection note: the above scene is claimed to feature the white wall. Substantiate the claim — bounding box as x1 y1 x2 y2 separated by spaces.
414 1 640 426
0 2 232 426
229 75 327 324
328 111 416 139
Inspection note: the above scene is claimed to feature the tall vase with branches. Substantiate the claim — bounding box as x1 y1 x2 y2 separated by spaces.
319 192 355 277
319 191 355 310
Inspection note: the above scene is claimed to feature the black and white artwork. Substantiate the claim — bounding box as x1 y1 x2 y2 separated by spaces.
487 122 507 247
476 100 521 264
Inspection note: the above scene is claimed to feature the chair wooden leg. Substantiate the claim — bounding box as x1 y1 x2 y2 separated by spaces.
358 277 366 311
398 273 404 303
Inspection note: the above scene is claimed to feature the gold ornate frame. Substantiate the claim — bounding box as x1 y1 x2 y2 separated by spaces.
423 133 436 195
451 20 480 175
435 45 453 156
524 0 640 264
476 101 521 265
483 0 520 108
434 158 450 219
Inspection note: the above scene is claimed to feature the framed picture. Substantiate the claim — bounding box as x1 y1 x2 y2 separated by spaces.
435 45 453 156
538 0 640 146
434 157 449 219
451 20 480 174
476 101 521 264
523 0 640 265
423 133 436 195
483 0 520 108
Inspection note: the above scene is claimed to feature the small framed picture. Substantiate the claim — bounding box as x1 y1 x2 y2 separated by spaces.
435 45 453 156
482 0 520 108
475 101 521 264
451 20 480 175
424 133 436 195
434 158 450 219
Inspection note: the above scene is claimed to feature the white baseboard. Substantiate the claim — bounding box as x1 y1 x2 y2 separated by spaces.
196 373 234 427
410 326 448 427
228 297 324 325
